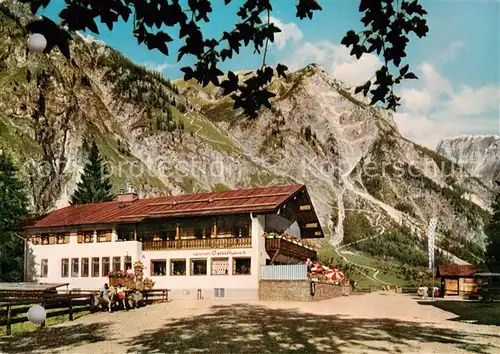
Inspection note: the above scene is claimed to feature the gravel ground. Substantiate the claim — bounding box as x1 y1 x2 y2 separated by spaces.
1 292 499 354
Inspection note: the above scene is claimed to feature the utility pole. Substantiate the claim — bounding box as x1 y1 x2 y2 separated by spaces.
427 217 438 300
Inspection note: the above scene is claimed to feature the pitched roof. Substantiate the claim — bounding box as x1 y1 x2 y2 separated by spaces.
438 264 485 277
25 184 306 230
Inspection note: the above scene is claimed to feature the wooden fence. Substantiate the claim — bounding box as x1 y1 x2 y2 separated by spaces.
0 289 170 336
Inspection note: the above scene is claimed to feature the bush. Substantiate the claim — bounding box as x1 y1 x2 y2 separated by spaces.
342 211 376 245
394 201 415 216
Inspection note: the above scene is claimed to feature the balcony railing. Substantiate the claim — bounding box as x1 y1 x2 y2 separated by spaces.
265 238 317 260
142 237 252 251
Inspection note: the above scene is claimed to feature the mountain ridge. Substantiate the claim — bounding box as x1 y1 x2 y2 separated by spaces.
0 2 493 273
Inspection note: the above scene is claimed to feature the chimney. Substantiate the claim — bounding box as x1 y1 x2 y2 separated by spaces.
116 182 139 202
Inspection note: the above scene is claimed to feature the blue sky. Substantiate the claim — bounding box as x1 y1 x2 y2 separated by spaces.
40 0 499 148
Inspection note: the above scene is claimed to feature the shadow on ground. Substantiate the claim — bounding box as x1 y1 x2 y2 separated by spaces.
122 304 500 354
0 323 110 353
419 300 500 326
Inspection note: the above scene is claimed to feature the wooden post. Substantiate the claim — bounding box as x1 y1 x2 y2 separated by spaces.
6 305 12 336
68 291 73 321
41 300 46 328
175 224 180 240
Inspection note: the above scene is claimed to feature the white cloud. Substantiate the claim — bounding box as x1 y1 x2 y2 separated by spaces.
287 41 383 87
419 62 454 97
144 62 175 72
440 41 465 63
395 113 499 149
400 88 434 113
269 16 303 50
395 63 500 149
446 85 500 115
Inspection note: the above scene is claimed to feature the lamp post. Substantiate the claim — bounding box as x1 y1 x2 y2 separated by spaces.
27 304 46 325
27 33 47 53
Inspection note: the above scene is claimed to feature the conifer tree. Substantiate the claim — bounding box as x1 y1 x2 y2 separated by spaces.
486 191 500 261
71 142 115 204
0 153 28 281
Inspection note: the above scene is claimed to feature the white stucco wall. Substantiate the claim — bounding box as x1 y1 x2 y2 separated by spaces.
27 233 142 290
26 213 270 299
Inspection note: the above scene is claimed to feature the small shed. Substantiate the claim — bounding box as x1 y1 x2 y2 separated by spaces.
437 264 485 296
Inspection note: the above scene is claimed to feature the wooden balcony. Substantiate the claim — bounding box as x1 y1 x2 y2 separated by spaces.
142 237 252 251
265 238 317 261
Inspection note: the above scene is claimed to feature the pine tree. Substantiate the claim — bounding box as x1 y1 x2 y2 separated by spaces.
0 153 28 281
71 142 115 204
486 191 500 261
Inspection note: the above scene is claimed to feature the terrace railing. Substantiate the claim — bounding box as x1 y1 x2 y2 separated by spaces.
265 238 317 260
142 237 252 251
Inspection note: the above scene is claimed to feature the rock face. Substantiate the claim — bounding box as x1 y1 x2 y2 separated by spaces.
0 2 493 264
437 135 500 190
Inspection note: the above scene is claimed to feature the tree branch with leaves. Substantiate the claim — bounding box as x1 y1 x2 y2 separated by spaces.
21 0 428 117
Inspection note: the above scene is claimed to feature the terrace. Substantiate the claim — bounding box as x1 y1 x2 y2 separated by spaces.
142 237 252 251
264 232 317 262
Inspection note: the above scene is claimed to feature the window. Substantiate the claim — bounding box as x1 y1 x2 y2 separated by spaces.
232 227 249 238
102 257 110 277
170 259 186 276
41 233 50 245
118 229 135 241
181 228 194 239
84 231 94 243
78 231 94 243
56 233 69 244
61 259 69 277
194 228 203 239
81 258 89 277
40 259 48 277
190 259 207 275
91 258 100 277
151 260 167 276
124 256 132 271
71 258 79 277
112 257 121 271
211 258 229 275
167 230 176 240
240 227 249 237
97 230 112 242
233 258 251 275
31 235 42 245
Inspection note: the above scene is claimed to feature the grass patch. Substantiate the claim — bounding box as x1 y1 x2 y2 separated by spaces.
414 144 459 176
181 111 241 153
248 170 284 187
0 117 42 157
211 183 230 192
0 310 90 336
87 124 166 191
340 252 377 268
180 176 205 194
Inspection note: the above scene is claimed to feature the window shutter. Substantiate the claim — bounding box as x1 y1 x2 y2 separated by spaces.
65 233 70 244
77 233 83 243
49 233 55 245
106 231 112 242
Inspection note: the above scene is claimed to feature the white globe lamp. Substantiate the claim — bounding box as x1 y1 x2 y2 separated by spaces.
27 304 47 325
27 33 47 53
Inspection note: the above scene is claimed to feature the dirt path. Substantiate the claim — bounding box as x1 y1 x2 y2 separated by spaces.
2 293 499 354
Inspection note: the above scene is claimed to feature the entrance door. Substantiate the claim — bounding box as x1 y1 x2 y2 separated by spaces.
445 278 459 295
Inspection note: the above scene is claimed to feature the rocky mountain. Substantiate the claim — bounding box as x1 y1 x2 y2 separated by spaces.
0 2 493 268
437 135 500 190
